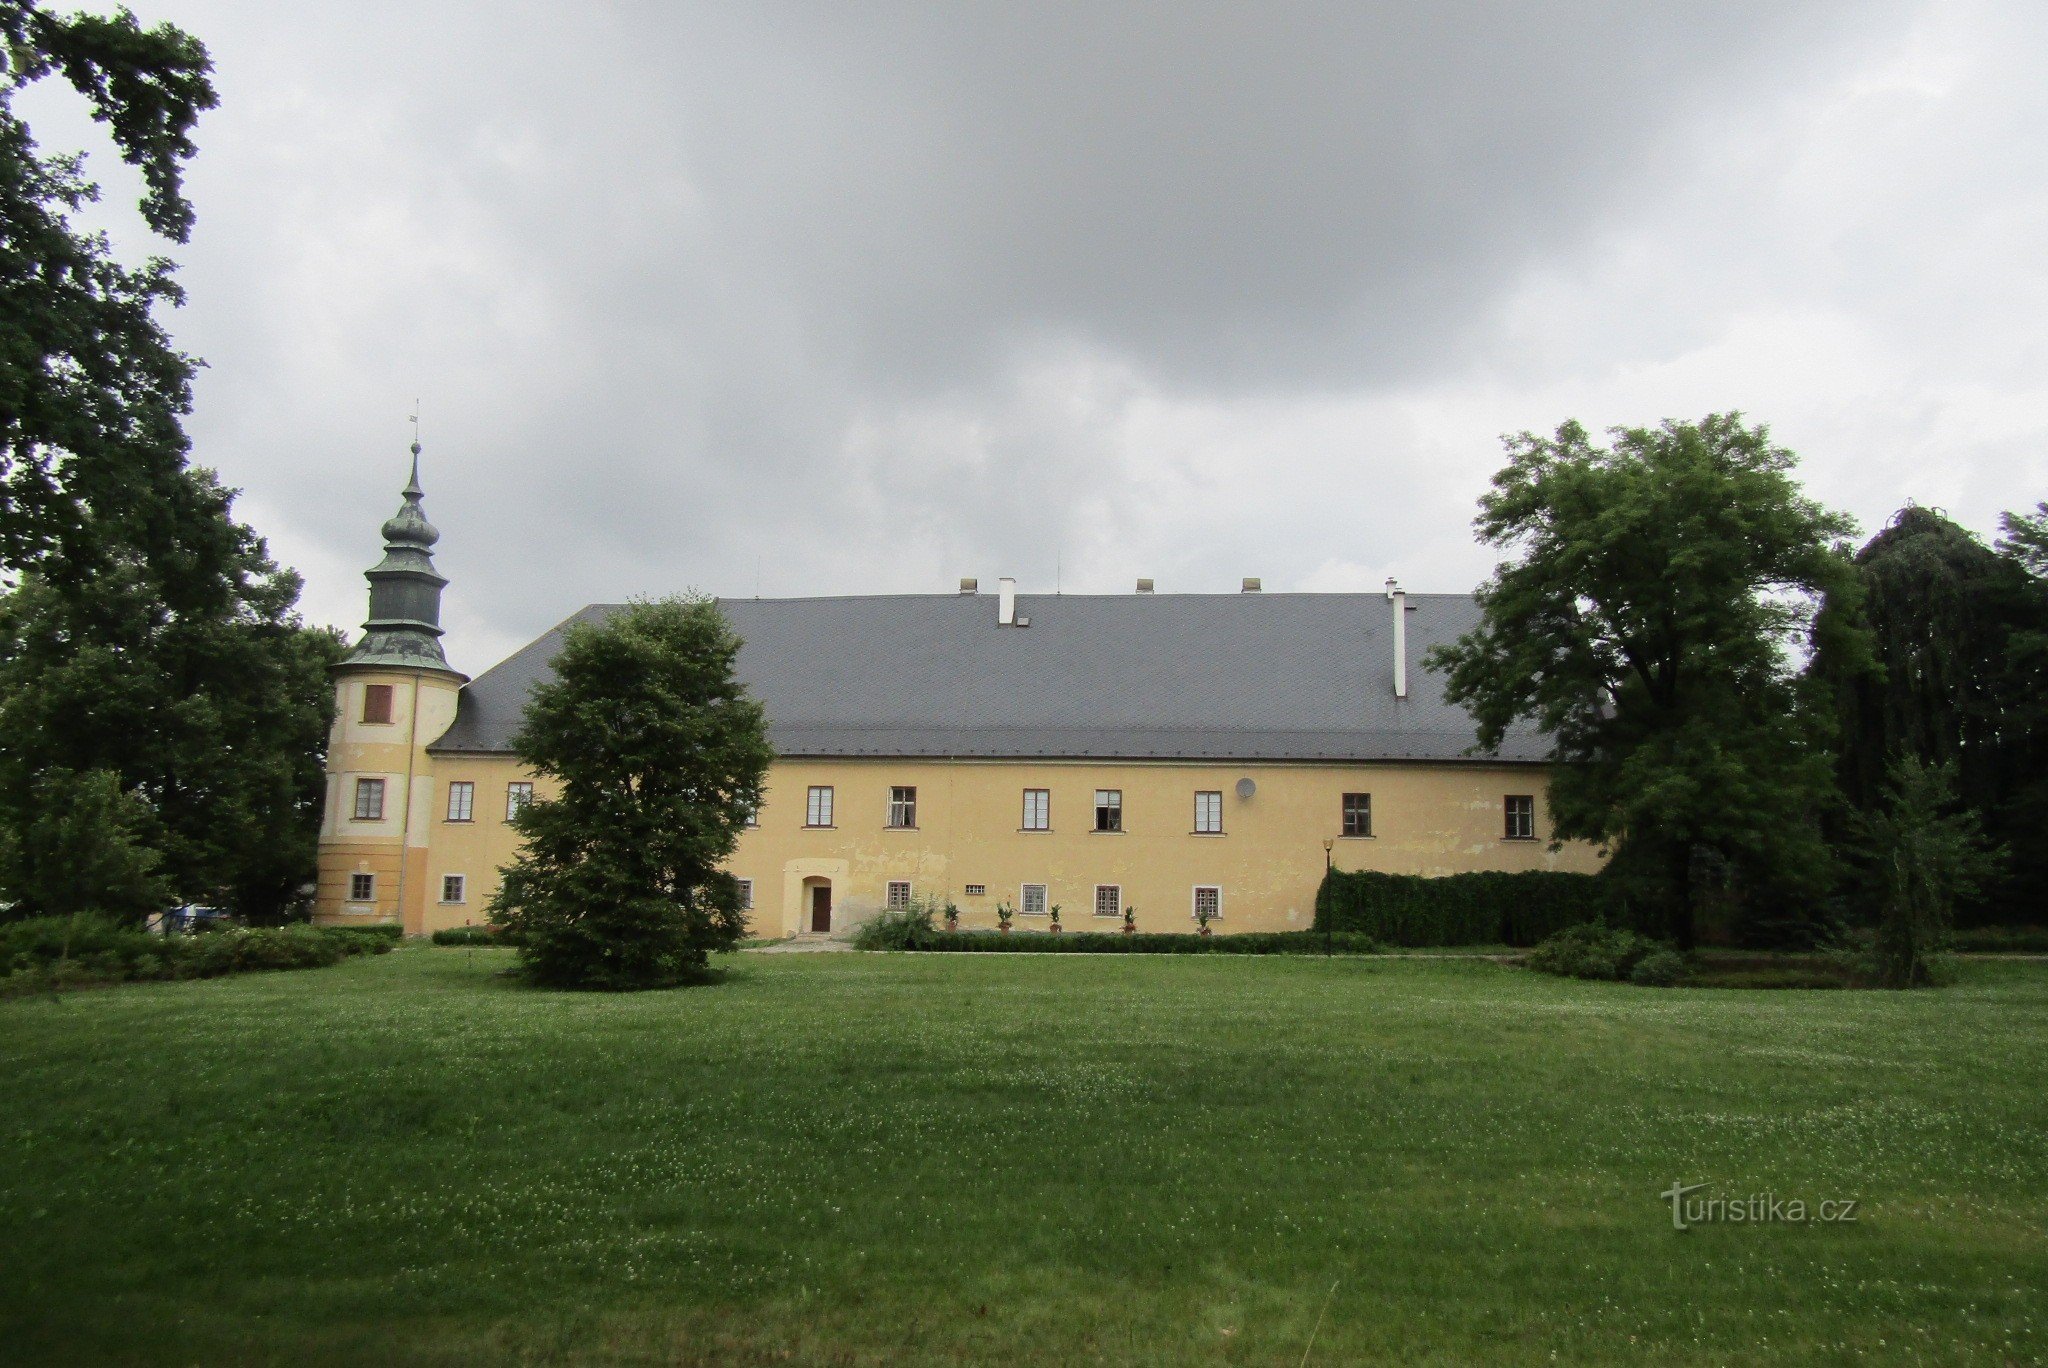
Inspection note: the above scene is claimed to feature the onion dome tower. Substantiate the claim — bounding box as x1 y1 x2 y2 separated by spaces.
341 441 458 670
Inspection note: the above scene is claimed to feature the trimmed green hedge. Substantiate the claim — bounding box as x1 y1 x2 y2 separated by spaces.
430 925 516 946
906 930 1382 955
0 917 393 995
1314 869 1621 947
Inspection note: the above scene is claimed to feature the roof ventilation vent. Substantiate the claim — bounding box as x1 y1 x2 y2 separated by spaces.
1241 577 1262 593
959 577 978 595
1136 578 1154 594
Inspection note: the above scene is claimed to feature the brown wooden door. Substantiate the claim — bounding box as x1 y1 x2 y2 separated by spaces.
810 885 832 933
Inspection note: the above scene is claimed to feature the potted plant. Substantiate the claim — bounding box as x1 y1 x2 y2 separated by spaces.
1122 906 1136 935
1195 904 1215 937
996 901 1013 934
944 901 960 932
1049 903 1063 933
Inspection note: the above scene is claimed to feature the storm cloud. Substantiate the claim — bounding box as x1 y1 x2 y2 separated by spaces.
24 1 2048 669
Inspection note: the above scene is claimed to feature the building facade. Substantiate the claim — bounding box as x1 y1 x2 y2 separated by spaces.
315 462 1601 936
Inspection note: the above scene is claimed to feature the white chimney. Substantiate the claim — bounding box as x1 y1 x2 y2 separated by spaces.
1385 577 1408 699
998 576 1017 626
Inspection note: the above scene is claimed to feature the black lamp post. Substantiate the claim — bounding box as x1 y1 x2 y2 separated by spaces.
1322 838 1334 956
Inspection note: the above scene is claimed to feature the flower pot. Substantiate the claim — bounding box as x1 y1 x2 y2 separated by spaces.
1050 924 1062 933
1199 925 1213 937
999 924 1010 934
1122 924 1135 935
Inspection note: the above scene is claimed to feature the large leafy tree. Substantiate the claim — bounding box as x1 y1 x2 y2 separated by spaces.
0 5 337 923
1427 415 1865 948
491 598 773 990
1810 506 2046 921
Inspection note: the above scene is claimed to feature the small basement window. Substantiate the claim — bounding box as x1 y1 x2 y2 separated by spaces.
887 880 913 909
964 883 987 897
440 874 466 904
349 872 375 902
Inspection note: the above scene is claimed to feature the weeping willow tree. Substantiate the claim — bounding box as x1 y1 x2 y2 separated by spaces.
1812 506 2045 921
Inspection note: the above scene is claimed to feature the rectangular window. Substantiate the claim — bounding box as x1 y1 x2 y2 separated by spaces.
1093 884 1121 919
738 879 754 910
806 786 834 827
441 874 466 904
1193 885 1222 922
1094 789 1122 832
361 683 393 724
1021 788 1050 831
1505 794 1536 841
888 786 917 828
964 883 987 898
887 880 913 909
1021 883 1048 916
743 802 759 827
445 781 475 822
506 782 534 820
349 872 375 902
1342 792 1372 838
352 777 385 821
1193 790 1223 834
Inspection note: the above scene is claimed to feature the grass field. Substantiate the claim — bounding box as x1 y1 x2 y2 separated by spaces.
2 947 2044 1365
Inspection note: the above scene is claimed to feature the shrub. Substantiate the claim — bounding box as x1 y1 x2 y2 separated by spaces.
1949 925 2048 954
1314 869 1626 947
851 898 942 951
1524 924 1664 981
0 916 382 995
901 930 1381 955
1629 949 1689 987
431 925 513 947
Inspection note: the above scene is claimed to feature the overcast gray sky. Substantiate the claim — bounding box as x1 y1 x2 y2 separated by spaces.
25 1 2048 670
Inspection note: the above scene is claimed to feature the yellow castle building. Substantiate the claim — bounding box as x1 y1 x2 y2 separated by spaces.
315 456 1601 937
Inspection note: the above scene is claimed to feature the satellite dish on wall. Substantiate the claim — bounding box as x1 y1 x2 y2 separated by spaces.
1235 778 1256 799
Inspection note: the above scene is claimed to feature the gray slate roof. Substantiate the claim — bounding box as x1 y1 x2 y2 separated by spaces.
428 592 1552 764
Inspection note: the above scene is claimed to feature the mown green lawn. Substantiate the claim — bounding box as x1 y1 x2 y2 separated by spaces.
2 948 2043 1365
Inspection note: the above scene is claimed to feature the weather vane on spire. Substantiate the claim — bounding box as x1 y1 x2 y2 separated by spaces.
409 399 422 456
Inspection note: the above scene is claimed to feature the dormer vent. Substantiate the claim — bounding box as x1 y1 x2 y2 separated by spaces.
1136 578 1155 594
1241 577 1262 593
959 577 979 595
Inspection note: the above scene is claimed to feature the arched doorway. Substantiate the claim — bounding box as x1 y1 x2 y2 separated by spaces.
802 877 833 934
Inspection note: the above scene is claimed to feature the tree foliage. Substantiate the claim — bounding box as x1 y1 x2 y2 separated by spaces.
0 767 171 918
1851 759 2003 988
1426 415 1865 947
1810 505 2048 922
490 598 773 990
0 6 335 923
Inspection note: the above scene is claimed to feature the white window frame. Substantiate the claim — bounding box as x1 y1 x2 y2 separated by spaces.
440 874 467 904
1094 884 1122 919
353 777 385 821
1342 791 1373 838
1505 794 1536 841
738 878 754 910
1020 883 1049 916
1192 885 1222 922
348 872 376 903
506 782 534 821
806 786 835 827
886 880 913 910
446 781 474 822
1094 789 1122 833
743 801 759 828
888 786 917 828
1193 790 1223 834
1021 788 1050 831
